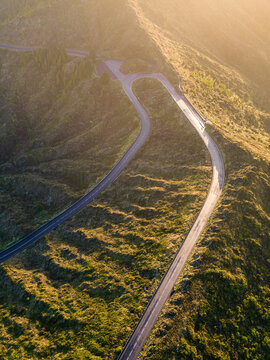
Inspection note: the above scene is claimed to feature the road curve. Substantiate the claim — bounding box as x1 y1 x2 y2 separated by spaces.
0 44 225 360
0 44 151 263
104 61 225 360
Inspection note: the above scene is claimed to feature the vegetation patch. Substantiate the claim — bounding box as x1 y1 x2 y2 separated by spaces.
0 52 210 358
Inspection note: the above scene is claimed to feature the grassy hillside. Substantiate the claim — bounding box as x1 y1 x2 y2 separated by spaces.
134 0 270 97
127 1 270 359
143 129 270 360
0 46 140 251
0 47 210 359
130 0 270 159
0 1 269 359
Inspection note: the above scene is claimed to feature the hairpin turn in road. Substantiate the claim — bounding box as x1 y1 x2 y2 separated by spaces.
0 44 225 360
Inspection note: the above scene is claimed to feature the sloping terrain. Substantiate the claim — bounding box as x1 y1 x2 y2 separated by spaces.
129 0 270 160
0 46 210 360
143 128 270 360
0 1 269 359
136 0 270 93
0 47 140 251
126 1 270 359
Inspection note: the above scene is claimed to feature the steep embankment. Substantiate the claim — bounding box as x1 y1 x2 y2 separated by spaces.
123 1 270 359
0 3 211 357
129 0 270 161
142 127 270 360
0 1 269 359
0 55 211 358
0 46 140 251
136 0 270 92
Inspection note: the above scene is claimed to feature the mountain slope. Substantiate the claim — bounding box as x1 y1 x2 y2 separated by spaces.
128 0 270 161
136 0 270 92
0 44 210 360
0 1 269 359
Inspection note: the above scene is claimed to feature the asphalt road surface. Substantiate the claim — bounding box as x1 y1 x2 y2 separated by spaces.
105 61 225 360
0 44 150 263
0 44 225 360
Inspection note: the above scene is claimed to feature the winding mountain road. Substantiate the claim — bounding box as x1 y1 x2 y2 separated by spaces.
105 61 224 360
0 45 151 263
0 44 225 360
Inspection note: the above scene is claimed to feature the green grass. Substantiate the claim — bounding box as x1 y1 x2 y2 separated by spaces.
0 1 270 359
0 52 210 358
142 128 270 360
0 47 140 251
